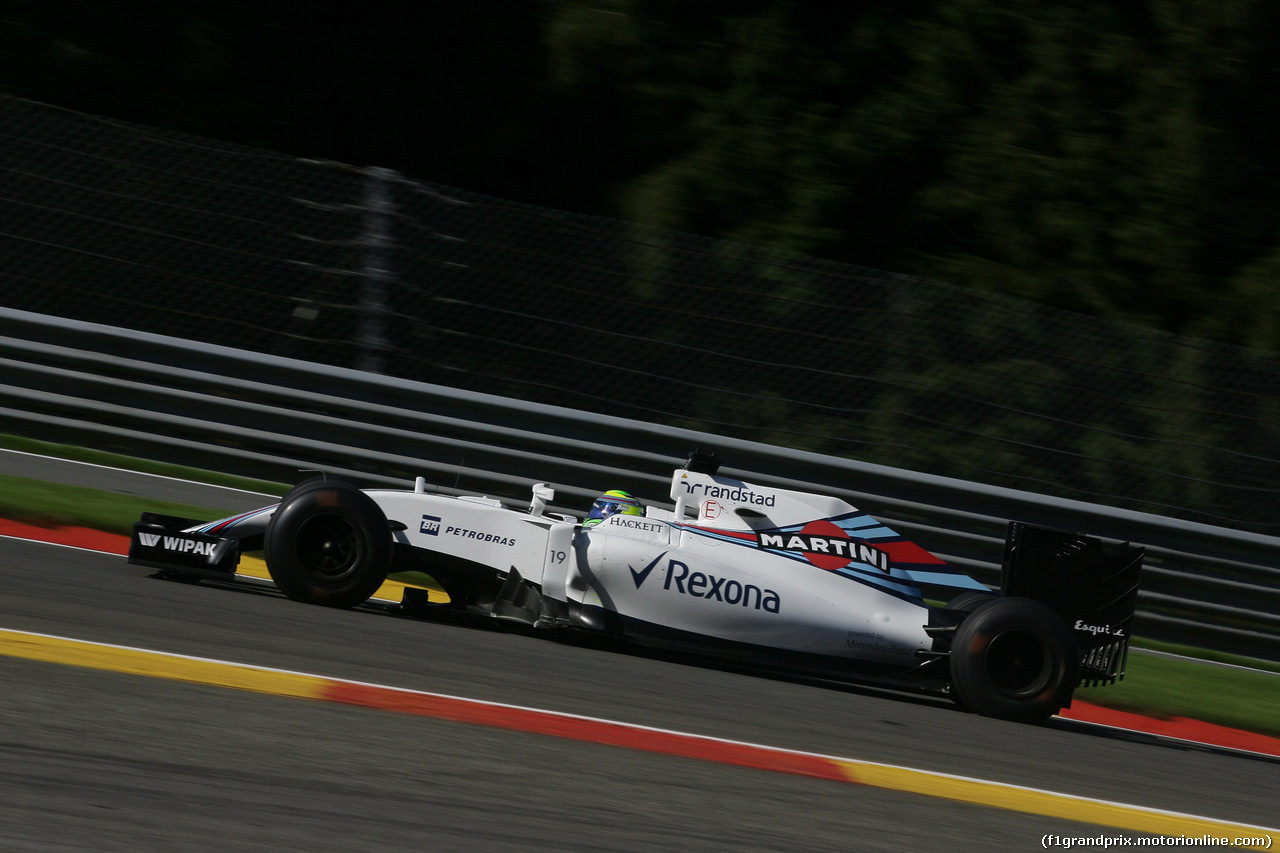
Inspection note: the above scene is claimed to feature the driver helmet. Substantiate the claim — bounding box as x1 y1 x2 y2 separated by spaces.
584 490 644 527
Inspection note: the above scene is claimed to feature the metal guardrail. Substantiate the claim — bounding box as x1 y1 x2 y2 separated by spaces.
2 306 1277 661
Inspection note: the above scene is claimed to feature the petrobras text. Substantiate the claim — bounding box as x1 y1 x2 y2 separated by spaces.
445 525 516 547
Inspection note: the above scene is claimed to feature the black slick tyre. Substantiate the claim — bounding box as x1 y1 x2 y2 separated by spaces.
949 597 1079 723
264 477 391 609
944 590 998 616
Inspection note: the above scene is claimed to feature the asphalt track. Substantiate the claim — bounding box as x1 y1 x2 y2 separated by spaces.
1 453 1277 851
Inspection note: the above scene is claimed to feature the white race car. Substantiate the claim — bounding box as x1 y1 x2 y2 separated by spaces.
127 452 1143 722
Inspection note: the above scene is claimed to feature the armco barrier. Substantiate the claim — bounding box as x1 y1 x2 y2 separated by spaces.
2 307 1277 661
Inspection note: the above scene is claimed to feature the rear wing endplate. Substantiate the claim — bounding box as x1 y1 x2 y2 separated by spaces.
1001 522 1145 687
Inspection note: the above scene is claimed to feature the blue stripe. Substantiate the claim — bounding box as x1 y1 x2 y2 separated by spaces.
900 570 990 591
836 568 925 604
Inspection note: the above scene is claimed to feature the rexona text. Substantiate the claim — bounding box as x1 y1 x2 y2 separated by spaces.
665 559 781 613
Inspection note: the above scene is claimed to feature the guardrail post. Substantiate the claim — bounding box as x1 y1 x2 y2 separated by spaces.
357 166 397 374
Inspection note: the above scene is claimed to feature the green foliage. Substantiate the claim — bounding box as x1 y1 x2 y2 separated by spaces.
542 1 1280 345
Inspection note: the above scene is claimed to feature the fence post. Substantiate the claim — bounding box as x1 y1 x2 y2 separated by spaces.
356 166 397 373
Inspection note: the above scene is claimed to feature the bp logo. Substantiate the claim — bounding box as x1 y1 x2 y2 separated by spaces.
757 520 891 573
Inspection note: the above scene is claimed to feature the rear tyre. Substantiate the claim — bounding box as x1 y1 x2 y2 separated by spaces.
944 590 998 616
949 597 1078 723
264 477 391 609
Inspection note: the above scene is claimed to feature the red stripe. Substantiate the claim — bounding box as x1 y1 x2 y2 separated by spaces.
1062 701 1280 757
684 525 759 543
0 519 129 554
323 681 847 780
206 510 258 533
880 540 946 564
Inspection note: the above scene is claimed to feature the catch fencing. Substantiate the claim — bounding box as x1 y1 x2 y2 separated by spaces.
5 94 1280 539
2 307 1277 663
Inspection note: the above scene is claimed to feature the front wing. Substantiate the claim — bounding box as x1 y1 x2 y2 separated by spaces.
127 513 240 577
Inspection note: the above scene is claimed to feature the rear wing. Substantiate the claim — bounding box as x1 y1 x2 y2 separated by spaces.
1000 522 1145 687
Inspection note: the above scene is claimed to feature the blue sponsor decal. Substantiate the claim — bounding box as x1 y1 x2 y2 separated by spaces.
420 515 441 536
630 552 666 588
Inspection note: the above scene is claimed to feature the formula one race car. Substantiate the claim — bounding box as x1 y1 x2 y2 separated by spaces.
127 452 1144 722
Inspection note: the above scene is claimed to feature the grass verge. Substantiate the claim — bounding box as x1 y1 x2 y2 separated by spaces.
1076 653 1280 738
0 472 232 536
0 433 287 496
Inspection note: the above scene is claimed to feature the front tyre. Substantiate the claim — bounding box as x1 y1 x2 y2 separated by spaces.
264 478 391 609
949 597 1079 723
